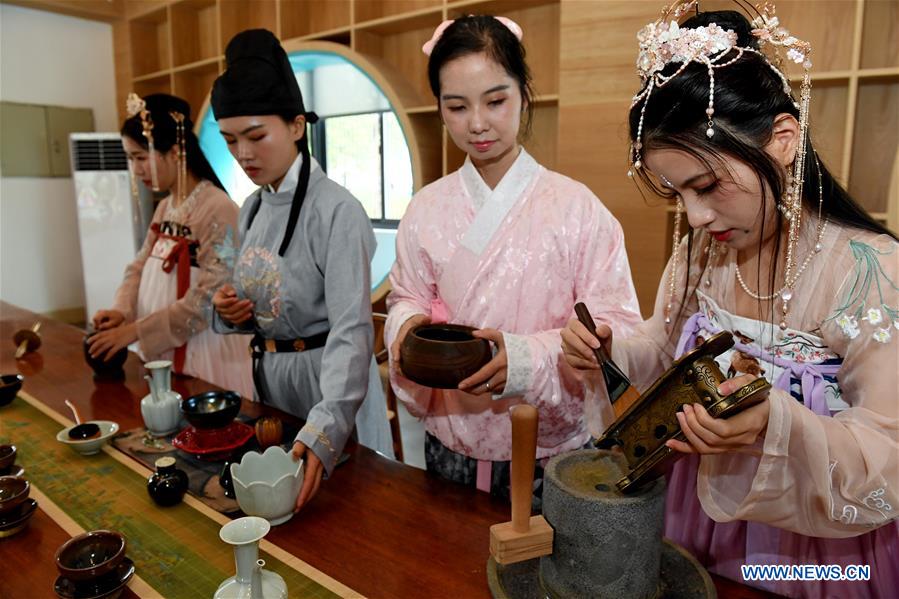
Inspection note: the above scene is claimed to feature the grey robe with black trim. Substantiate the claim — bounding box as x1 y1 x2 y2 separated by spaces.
214 155 393 473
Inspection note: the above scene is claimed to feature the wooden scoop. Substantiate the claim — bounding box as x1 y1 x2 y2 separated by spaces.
573 303 641 418
64 399 100 440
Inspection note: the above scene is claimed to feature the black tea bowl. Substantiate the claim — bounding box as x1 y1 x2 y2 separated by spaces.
180 391 242 430
0 374 23 406
0 445 17 471
55 530 127 582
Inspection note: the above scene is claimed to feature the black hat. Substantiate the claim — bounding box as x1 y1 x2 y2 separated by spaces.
211 29 318 123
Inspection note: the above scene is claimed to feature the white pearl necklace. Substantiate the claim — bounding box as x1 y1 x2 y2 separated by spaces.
734 218 828 301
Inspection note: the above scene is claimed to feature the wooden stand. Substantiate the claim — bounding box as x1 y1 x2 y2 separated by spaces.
489 404 553 565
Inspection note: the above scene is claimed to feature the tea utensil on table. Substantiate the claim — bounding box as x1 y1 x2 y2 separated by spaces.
573 302 642 418
13 322 41 359
64 399 101 440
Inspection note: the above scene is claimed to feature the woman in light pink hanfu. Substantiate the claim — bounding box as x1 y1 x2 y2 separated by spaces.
386 15 642 505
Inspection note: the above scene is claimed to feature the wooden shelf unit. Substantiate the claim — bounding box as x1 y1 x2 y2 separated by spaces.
132 72 172 98
106 0 898 312
280 0 351 39
173 59 222 116
116 0 562 191
170 0 218 67
355 0 442 24
128 6 170 76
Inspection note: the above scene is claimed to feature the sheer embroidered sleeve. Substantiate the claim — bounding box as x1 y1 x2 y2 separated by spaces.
134 187 241 356
697 232 899 538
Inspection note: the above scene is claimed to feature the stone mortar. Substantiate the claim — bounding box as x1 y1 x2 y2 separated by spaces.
539 449 666 599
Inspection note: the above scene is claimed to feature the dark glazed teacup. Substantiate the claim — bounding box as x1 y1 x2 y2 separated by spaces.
399 324 492 389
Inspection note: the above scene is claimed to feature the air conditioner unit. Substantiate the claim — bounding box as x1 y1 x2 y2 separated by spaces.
70 133 154 320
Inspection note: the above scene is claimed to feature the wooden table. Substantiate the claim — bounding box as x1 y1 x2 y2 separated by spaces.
0 302 769 598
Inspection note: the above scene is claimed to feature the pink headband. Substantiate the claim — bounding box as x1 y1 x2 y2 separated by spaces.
421 16 523 56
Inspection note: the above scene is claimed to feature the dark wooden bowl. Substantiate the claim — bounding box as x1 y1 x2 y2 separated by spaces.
181 391 242 430
55 530 127 582
0 444 16 471
400 324 492 389
0 477 30 517
0 374 23 406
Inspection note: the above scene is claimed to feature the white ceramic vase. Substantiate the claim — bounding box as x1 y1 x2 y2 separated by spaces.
140 360 182 436
215 516 287 599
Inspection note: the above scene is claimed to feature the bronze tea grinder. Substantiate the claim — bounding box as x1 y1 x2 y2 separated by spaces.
575 303 771 493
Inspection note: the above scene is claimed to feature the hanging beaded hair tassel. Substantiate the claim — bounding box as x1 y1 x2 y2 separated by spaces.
170 111 187 203
664 198 684 324
127 158 139 201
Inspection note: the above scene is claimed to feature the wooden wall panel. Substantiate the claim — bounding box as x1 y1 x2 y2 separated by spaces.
861 0 899 70
559 0 666 315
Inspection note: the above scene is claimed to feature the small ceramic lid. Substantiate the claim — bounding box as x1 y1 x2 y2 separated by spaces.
155 456 176 470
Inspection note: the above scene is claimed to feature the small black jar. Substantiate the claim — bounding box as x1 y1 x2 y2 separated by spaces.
147 456 188 506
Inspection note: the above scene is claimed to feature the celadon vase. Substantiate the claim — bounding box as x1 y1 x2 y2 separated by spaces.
215 516 287 599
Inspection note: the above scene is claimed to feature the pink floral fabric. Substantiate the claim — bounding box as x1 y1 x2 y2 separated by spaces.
386 155 642 461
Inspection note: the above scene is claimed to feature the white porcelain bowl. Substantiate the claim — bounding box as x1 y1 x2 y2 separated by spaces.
230 446 303 526
56 421 119 456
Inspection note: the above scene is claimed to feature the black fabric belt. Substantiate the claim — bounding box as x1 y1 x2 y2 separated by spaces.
249 331 329 405
249 331 329 355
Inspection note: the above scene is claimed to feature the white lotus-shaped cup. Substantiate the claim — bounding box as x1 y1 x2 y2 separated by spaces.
231 446 303 526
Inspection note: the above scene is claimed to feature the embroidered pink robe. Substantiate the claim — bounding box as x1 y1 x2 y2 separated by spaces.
386 150 642 461
111 181 252 397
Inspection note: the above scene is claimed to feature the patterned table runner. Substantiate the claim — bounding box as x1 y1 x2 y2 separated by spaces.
0 392 360 598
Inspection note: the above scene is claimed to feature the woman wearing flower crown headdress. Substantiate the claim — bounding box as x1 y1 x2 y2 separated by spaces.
386 15 642 502
88 93 253 398
561 4 898 596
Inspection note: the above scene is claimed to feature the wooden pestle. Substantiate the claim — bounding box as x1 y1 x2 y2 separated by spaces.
510 404 538 533
489 403 553 564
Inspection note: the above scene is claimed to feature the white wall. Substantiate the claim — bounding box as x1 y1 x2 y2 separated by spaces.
0 4 117 318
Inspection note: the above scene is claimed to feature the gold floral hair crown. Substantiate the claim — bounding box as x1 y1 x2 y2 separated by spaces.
630 0 811 172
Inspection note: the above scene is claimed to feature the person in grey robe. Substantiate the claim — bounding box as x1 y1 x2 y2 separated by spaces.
209 28 392 513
